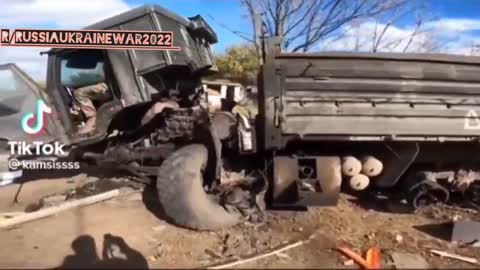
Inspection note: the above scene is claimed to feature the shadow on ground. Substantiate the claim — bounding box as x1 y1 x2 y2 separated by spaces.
56 233 148 269
347 193 414 215
413 222 453 241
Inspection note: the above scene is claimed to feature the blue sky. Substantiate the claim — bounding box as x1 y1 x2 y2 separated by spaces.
126 0 247 52
434 0 480 19
433 0 480 35
125 0 480 52
1 0 480 80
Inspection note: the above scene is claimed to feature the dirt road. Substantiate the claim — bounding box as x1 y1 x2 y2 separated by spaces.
0 176 479 269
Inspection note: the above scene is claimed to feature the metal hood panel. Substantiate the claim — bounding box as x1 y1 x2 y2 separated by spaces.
0 63 57 143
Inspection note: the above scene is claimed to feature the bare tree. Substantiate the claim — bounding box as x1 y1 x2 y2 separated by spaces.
316 1 441 53
240 0 408 52
368 1 437 53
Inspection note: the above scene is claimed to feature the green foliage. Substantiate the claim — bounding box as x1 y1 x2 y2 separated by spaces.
68 72 104 87
214 44 259 85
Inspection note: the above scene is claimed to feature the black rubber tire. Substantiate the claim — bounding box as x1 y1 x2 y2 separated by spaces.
156 144 241 231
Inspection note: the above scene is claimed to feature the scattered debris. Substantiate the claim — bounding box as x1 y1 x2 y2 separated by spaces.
146 241 168 262
41 194 67 206
207 240 304 269
69 179 129 200
430 249 479 265
441 204 478 214
155 243 165 257
337 246 382 269
395 234 403 244
366 247 381 269
147 255 157 262
460 240 480 248
25 194 69 213
0 189 120 229
221 232 252 257
291 227 303 232
337 247 370 269
220 170 247 185
275 252 291 260
343 259 354 266
205 248 223 260
390 252 430 269
109 177 130 183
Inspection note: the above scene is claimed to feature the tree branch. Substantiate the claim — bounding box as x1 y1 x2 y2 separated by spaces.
402 19 422 52
207 14 255 43
239 0 428 53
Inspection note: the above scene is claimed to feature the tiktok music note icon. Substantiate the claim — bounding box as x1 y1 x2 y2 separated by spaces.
21 99 52 135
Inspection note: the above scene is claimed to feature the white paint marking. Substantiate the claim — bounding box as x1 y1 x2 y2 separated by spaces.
464 110 480 130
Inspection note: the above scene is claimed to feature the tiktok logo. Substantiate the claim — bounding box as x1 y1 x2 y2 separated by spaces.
21 99 52 135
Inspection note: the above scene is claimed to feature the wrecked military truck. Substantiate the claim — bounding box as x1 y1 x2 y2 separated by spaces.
259 38 480 210
36 5 266 231
16 4 480 230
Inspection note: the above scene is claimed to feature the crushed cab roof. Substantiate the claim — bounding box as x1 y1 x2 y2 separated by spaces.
84 4 191 30
47 4 209 54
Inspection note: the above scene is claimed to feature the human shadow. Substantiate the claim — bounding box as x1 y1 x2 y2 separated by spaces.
100 233 148 269
57 233 148 269
59 235 99 269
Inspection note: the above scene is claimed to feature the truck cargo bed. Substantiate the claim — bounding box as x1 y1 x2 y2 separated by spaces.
260 45 480 150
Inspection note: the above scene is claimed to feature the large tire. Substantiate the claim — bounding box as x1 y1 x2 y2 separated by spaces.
156 144 242 230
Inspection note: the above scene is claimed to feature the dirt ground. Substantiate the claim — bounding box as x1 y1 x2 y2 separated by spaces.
0 174 479 269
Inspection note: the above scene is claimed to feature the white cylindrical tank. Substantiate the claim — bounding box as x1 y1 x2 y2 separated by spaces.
349 174 370 191
341 156 362 177
361 156 384 177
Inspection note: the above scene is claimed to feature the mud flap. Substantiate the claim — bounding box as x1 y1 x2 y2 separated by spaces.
375 142 419 188
272 156 342 207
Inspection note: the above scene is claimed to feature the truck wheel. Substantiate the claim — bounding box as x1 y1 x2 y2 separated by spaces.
156 144 242 230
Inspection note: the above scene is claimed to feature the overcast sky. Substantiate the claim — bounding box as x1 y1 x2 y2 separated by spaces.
1 0 480 81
